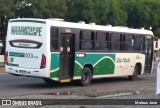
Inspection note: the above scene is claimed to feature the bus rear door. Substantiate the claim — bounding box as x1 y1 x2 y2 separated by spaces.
59 33 75 82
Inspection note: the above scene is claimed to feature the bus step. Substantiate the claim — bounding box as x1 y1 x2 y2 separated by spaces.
60 79 71 83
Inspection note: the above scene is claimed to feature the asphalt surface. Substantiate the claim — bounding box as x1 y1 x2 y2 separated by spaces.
0 69 157 99
0 62 160 108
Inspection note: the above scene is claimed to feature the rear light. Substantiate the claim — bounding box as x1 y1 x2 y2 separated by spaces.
40 54 46 69
5 51 8 65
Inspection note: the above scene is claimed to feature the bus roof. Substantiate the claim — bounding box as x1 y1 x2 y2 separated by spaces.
9 18 154 36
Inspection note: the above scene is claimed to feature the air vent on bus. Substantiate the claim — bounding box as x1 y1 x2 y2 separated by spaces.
106 24 112 27
48 18 64 21
89 23 96 25
114 26 128 28
78 21 85 24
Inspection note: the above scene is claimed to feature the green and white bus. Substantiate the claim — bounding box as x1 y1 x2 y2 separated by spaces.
5 18 154 86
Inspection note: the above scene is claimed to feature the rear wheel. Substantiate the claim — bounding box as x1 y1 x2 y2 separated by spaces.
128 65 139 80
81 67 92 86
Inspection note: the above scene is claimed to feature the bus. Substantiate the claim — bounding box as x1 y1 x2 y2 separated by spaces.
5 18 154 86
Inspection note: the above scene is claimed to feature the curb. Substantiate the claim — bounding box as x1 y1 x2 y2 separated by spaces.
96 92 133 99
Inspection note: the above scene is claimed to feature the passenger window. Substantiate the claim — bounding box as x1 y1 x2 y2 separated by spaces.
79 31 94 50
110 33 121 51
124 34 134 51
95 32 109 50
134 35 145 51
50 28 59 51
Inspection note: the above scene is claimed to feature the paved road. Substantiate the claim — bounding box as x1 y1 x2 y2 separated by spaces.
0 63 160 107
0 73 86 98
0 68 158 98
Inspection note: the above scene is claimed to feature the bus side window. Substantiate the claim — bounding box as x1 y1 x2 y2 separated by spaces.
80 31 94 50
95 31 108 51
124 34 134 51
134 35 145 51
50 28 59 51
110 33 121 51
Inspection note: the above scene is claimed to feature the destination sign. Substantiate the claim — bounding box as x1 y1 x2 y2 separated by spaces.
11 26 42 36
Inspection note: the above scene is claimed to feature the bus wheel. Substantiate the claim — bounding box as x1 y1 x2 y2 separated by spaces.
81 67 92 86
128 65 139 81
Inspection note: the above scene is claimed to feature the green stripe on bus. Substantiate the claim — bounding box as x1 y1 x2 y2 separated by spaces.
50 69 59 78
0 62 4 64
50 53 115 78
93 57 115 75
74 56 115 76
9 52 25 57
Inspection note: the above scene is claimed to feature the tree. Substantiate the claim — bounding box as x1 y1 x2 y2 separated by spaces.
0 0 14 48
122 0 143 28
122 0 159 31
107 0 127 26
154 28 160 37
1 0 160 45
144 0 160 35
14 0 33 18
93 0 110 25
66 0 96 23
29 0 67 19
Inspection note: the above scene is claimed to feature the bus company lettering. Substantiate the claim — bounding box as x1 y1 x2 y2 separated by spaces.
116 58 130 63
11 26 42 36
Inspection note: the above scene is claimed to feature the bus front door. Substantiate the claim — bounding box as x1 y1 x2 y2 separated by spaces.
145 36 153 73
59 34 75 82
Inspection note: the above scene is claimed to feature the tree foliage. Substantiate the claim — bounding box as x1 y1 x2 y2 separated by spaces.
66 0 95 23
29 0 67 19
1 0 160 48
0 0 14 47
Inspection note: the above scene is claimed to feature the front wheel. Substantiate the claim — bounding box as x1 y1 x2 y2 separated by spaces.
128 65 139 81
81 67 92 86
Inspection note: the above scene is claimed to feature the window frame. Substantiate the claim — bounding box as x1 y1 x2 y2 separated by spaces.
79 30 95 51
50 27 59 52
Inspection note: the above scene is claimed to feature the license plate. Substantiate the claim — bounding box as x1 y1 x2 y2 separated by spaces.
19 70 27 74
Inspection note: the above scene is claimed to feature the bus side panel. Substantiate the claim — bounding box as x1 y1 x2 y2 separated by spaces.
73 53 116 78
50 53 60 78
73 53 145 79
114 53 145 76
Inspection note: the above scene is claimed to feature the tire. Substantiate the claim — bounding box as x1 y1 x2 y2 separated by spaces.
81 67 92 86
128 65 139 81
